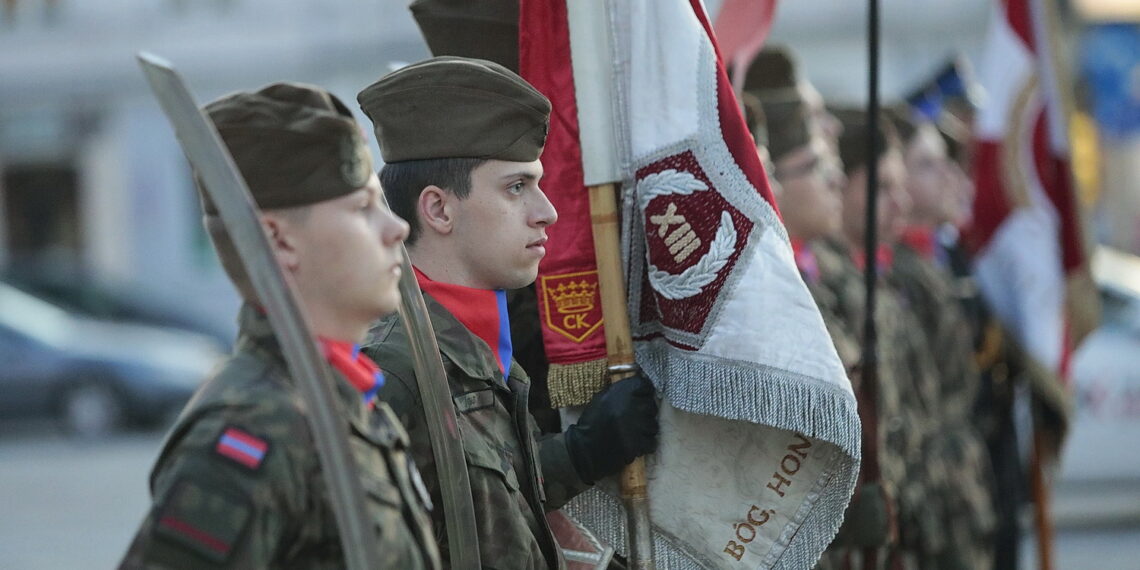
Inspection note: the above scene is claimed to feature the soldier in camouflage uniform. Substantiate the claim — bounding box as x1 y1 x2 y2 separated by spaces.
812 109 950 569
356 57 659 569
887 110 997 570
742 53 908 569
940 125 1045 570
742 48 854 367
120 83 440 569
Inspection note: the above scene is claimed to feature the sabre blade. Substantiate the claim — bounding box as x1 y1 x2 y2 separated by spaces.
136 53 380 570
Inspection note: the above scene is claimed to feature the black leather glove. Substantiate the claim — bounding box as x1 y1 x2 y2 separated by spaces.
564 373 659 484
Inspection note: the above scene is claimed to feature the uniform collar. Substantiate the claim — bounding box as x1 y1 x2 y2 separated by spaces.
318 338 384 408
411 291 526 386
235 303 378 421
900 225 937 260
791 237 821 284
413 268 514 383
850 244 895 273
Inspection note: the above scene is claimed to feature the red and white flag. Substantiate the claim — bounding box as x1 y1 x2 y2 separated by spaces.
970 0 1096 393
521 1 859 567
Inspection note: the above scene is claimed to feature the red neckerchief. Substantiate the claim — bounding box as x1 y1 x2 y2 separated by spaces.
413 267 513 381
791 238 820 284
900 225 938 260
319 337 383 409
851 244 895 273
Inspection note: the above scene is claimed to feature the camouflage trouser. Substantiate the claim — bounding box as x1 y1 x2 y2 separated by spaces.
815 545 921 570
929 425 996 570
815 417 925 570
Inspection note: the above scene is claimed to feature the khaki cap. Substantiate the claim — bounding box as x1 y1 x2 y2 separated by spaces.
410 0 520 72
745 47 812 164
756 90 812 164
200 82 372 214
357 56 551 163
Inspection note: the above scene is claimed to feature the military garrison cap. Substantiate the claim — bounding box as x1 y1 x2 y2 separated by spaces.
410 0 520 72
199 82 372 215
357 56 551 163
743 46 798 95
745 47 811 164
754 91 812 164
832 107 899 176
740 92 769 149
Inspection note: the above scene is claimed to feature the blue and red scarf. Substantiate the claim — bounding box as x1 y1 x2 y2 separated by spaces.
851 244 895 274
791 238 821 285
414 267 513 382
319 338 384 408
901 225 938 261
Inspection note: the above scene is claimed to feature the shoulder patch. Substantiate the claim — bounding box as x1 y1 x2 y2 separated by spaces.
214 426 269 470
155 479 252 563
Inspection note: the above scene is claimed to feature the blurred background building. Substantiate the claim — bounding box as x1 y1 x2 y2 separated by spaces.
1 0 1134 345
0 0 432 344
0 0 1137 568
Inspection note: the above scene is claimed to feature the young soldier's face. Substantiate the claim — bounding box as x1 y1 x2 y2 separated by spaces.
774 138 845 242
289 175 410 326
450 159 557 290
904 124 956 226
841 149 910 246
948 161 975 227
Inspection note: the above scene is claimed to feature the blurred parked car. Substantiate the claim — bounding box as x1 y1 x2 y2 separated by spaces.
0 281 224 438
3 265 235 350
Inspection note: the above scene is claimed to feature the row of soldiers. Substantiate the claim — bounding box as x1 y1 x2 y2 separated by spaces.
119 57 659 569
113 12 1046 570
739 47 1043 570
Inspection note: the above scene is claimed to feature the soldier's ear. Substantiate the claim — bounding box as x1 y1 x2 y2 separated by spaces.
418 185 454 236
261 214 300 271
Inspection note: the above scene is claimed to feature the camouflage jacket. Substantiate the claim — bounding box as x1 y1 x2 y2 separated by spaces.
798 242 861 370
364 293 589 570
812 239 946 557
890 243 997 563
889 243 983 420
120 304 440 569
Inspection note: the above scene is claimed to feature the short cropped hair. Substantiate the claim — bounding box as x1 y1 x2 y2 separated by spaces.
378 157 487 245
205 206 311 303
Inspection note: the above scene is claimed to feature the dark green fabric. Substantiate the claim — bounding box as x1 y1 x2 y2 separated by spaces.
357 56 551 163
364 293 589 570
832 107 899 176
199 82 372 215
743 47 811 163
889 243 997 569
755 90 812 164
810 239 942 567
120 304 440 569
743 46 798 94
410 0 520 72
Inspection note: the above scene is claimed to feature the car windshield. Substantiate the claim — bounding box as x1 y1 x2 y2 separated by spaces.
0 282 75 347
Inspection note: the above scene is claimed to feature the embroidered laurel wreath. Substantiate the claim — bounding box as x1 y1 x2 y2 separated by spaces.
637 169 738 300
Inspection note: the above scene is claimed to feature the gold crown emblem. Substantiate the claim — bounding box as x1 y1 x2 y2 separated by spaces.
550 280 597 314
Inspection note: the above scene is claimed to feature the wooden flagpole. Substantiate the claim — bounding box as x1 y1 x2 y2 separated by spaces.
1029 0 1085 566
564 0 654 565
1030 410 1054 570
588 181 655 569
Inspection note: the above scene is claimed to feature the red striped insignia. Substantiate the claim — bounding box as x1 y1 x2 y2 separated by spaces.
214 427 268 470
154 480 251 563
158 515 233 556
